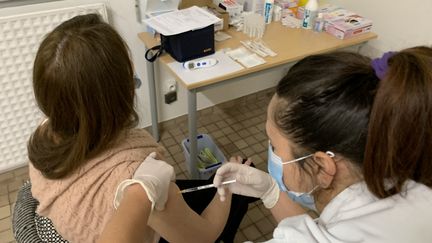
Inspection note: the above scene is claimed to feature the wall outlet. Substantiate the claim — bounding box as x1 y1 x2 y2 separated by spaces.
133 74 142 88
166 80 177 93
164 91 177 104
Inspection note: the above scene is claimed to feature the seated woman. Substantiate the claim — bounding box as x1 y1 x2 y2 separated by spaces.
28 13 253 243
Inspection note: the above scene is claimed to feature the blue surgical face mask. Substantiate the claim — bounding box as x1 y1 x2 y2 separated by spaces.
267 142 334 211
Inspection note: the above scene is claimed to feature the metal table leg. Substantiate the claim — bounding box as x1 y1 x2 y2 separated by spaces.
188 89 199 179
145 52 159 142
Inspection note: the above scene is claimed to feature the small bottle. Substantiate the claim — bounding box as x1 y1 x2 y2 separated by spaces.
313 13 324 32
273 5 282 22
298 0 308 7
302 0 318 29
264 0 274 24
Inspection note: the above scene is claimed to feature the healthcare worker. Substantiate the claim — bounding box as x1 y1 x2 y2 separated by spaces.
214 47 432 242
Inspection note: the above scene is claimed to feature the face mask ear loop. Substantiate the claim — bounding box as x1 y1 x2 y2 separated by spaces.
310 151 335 193
307 185 320 194
326 151 335 158
281 154 314 165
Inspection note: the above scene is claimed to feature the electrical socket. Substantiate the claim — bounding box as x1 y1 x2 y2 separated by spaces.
166 80 177 93
164 80 177 104
164 91 177 104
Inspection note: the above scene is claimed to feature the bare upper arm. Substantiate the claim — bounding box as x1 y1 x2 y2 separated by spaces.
147 183 216 243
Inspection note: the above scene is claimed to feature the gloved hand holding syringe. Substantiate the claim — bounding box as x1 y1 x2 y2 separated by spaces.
178 179 237 194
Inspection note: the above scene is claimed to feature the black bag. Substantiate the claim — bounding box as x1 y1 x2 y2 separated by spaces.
145 24 215 63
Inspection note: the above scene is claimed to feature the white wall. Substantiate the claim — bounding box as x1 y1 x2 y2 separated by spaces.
107 0 287 128
0 0 286 172
327 0 432 57
3 0 431 130
128 0 432 127
1 0 284 128
72 0 284 128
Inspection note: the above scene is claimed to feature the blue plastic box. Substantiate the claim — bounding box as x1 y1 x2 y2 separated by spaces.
181 134 226 179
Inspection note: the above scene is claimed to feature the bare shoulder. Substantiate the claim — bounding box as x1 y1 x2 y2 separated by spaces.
148 182 195 226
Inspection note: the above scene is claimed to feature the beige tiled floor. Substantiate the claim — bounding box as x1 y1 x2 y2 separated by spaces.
0 88 277 243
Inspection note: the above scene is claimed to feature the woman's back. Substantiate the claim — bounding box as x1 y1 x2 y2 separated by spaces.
28 14 242 243
30 129 164 242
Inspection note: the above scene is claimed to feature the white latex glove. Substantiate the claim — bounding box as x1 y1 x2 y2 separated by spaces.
114 152 175 211
213 162 280 209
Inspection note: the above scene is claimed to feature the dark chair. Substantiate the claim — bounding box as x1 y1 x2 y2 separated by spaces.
12 181 69 243
12 181 43 242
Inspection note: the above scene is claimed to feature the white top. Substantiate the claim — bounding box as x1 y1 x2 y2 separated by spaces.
267 180 432 243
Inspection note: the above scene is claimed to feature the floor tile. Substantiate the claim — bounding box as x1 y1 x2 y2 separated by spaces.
171 134 183 143
239 215 253 228
242 224 262 241
265 232 274 240
0 87 278 242
8 191 18 205
247 206 266 222
221 127 235 135
0 229 14 242
7 181 22 193
167 145 182 155
234 139 248 150
255 217 274 236
0 185 7 196
210 130 224 139
12 167 28 177
244 136 258 146
161 137 176 147
217 136 230 146
0 205 10 220
237 129 250 138
206 124 221 132
169 127 183 136
0 195 9 208
227 133 241 143
215 120 228 129
0 216 12 232
233 230 247 243
0 173 13 184
251 143 266 153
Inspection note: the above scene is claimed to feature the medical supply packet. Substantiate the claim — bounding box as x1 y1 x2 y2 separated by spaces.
323 8 373 39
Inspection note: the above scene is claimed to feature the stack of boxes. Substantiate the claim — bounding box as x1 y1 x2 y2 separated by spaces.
320 7 373 39
274 1 372 39
142 0 372 40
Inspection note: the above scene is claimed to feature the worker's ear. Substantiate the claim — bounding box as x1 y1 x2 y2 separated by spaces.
312 151 336 189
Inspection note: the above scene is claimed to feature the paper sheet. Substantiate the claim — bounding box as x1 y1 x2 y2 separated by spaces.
144 6 221 36
167 51 244 85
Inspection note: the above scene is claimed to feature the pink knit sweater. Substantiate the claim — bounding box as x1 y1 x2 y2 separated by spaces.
29 129 165 242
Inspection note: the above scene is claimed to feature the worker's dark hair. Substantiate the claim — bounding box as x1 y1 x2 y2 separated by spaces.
274 47 432 198
28 13 138 179
364 46 432 198
274 52 378 167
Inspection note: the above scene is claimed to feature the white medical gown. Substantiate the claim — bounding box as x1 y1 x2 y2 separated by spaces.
266 180 432 243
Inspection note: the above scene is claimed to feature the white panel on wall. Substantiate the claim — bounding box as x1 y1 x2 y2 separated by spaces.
0 2 107 172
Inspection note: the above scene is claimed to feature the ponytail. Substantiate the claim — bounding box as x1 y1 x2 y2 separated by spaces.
364 46 432 198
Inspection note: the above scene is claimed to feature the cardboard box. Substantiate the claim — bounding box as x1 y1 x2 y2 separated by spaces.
324 9 373 39
179 0 229 31
275 0 298 9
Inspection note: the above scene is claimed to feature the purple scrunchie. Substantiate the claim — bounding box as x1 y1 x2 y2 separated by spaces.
371 51 395 80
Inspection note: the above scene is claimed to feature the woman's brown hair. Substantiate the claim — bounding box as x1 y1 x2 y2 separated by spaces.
28 14 138 179
364 46 432 198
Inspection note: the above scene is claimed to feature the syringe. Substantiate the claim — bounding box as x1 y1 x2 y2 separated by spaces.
178 179 236 194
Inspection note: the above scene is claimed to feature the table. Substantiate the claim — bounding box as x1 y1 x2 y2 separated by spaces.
138 22 377 178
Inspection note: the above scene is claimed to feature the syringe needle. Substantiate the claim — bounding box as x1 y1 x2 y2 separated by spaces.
178 179 236 194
